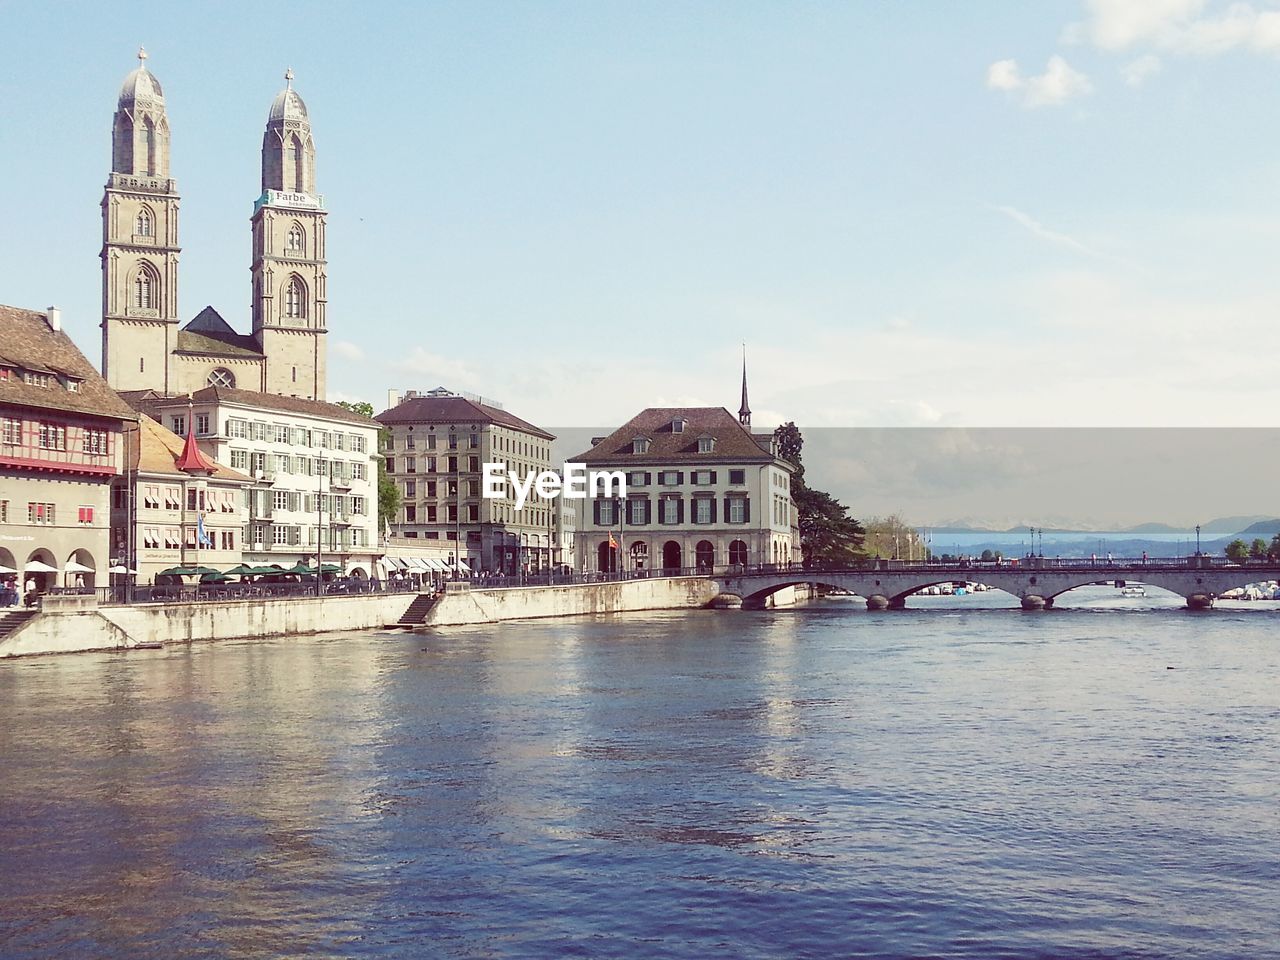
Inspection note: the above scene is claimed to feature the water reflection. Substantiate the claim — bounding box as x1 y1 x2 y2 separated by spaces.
2 602 1279 959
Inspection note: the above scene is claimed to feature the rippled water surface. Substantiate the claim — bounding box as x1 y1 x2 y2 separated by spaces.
2 591 1279 959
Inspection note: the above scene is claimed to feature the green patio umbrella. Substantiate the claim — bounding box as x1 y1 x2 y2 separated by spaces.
199 572 231 583
224 564 257 576
158 566 196 577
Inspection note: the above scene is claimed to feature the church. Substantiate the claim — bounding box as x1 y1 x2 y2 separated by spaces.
101 50 328 401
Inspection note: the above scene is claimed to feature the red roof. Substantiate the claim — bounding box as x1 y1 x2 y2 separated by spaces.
174 417 217 474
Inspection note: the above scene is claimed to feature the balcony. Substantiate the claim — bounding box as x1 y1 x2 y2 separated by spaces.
330 476 352 491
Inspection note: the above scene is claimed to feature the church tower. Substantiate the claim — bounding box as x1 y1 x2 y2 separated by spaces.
101 47 181 393
251 69 327 400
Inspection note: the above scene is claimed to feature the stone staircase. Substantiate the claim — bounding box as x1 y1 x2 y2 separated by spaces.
0 609 37 642
395 593 438 628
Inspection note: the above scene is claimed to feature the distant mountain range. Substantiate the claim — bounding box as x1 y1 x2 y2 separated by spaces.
929 516 1280 536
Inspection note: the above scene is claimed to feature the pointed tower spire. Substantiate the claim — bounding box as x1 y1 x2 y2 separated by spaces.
175 397 216 474
738 345 752 427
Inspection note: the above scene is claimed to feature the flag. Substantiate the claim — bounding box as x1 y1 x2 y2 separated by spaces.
608 532 619 550
197 512 212 548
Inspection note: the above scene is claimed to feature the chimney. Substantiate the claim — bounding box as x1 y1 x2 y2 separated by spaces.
387 389 400 409
46 305 61 332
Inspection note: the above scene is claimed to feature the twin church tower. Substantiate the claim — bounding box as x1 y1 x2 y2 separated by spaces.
101 49 328 401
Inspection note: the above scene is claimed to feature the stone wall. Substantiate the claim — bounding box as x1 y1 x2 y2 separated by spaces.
424 577 718 626
1 592 416 659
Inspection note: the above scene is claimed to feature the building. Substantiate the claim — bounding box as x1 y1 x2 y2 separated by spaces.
554 497 577 572
110 414 253 584
376 388 557 574
122 387 381 577
101 50 328 401
0 305 136 591
572 394 798 574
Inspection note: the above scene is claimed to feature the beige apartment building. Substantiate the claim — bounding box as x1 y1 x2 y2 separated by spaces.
0 305 135 592
574 402 799 575
123 387 381 578
110 415 254 583
376 388 558 574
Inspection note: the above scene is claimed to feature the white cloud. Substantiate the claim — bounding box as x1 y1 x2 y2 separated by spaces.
986 55 1093 107
1081 0 1280 56
1120 53 1163 84
388 347 481 390
332 340 365 362
996 205 1105 258
1084 0 1208 50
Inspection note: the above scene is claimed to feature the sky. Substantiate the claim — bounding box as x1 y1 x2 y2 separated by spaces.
4 1 1280 521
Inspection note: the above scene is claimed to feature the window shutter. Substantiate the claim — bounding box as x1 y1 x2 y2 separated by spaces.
644 472 651 485
644 499 652 525
743 499 750 523
677 498 685 524
710 498 717 524
593 500 601 525
676 471 684 485
709 471 717 484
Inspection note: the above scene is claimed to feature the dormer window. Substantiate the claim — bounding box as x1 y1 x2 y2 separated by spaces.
671 418 686 434
632 436 651 454
697 436 715 453
65 377 82 393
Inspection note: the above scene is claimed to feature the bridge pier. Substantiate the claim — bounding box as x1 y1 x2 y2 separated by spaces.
866 594 890 611
887 596 907 610
1020 594 1046 610
1186 593 1214 610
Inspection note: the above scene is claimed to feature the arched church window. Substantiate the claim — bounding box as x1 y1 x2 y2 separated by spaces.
287 223 304 254
134 268 154 309
284 276 307 320
207 368 236 389
135 208 153 237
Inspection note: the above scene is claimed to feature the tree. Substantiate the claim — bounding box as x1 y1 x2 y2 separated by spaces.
1225 539 1249 563
863 514 926 561
773 422 866 566
338 400 399 535
1250 538 1268 560
1269 533 1280 560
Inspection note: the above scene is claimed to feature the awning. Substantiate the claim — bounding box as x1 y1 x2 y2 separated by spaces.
64 560 96 574
24 561 60 574
0 564 16 575
425 558 448 572
410 558 431 571
108 564 137 575
457 559 472 573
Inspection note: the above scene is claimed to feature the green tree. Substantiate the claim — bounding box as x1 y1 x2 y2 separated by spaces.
1225 539 1249 563
773 422 866 566
338 400 399 535
1269 533 1280 560
1250 538 1268 560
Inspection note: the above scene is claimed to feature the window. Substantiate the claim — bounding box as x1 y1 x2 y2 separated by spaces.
38 423 67 450
251 452 267 475
23 371 53 388
65 378 82 393
385 457 395 474
727 496 748 523
2 418 22 444
659 470 682 486
352 435 366 453
134 269 154 309
404 480 416 498
427 506 437 522
352 496 366 515
335 433 347 452
469 434 479 448
195 414 211 436
426 456 436 473
671 418 686 434
165 487 182 510
228 419 248 439
468 504 479 522
284 276 307 319
273 490 290 511
252 422 268 442
317 431 331 449
405 505 417 522
273 525 289 545
661 497 680 524
28 502 55 524
135 208 153 237
427 435 437 450
632 437 650 454
698 437 715 453
77 506 95 525
448 434 458 450
404 434 416 450
447 505 458 522
83 428 109 455
352 462 366 481
628 498 647 525
286 223 304 254
447 456 458 473
467 479 479 497
272 454 290 474
693 498 713 524
170 416 186 436
273 424 289 443
729 469 745 485
426 480 437 498
628 471 649 487
221 530 235 550
230 449 248 470
405 457 416 474
468 456 479 472
598 499 616 526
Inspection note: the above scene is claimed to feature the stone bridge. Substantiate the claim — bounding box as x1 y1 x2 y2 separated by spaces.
712 558 1280 610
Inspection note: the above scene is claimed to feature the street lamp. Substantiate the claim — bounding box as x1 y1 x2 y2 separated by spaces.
1196 524 1201 557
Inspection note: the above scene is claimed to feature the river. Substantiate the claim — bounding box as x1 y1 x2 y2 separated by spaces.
1 590 1277 959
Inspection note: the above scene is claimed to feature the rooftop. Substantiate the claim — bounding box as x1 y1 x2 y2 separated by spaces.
130 415 251 482
122 386 379 428
377 392 554 440
574 407 778 464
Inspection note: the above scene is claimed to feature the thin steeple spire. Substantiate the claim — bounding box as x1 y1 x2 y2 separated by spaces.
738 345 751 427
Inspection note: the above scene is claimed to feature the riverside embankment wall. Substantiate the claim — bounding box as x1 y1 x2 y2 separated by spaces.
1 593 417 659
423 577 719 626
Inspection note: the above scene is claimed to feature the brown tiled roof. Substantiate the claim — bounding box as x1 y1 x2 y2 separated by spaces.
574 407 775 464
130 415 253 482
173 306 264 359
0 304 136 422
376 394 554 440
128 385 379 427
